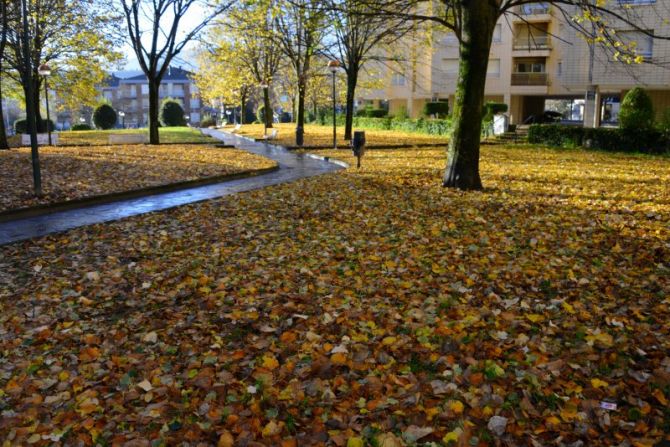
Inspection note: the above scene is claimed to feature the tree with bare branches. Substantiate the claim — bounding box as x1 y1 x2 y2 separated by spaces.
120 0 234 144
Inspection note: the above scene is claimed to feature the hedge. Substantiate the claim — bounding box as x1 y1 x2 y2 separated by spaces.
93 104 117 130
356 107 388 118
422 101 449 118
528 124 669 154
71 123 92 131
323 115 452 137
14 118 55 134
160 99 186 127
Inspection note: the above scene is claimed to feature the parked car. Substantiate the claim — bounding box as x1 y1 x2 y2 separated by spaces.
523 110 563 124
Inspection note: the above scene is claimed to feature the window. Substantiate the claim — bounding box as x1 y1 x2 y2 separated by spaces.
618 30 653 59
487 59 501 77
493 24 502 42
172 83 185 97
515 59 546 73
141 84 149 95
444 58 459 77
557 60 563 76
391 72 406 86
618 0 655 4
103 91 113 101
190 98 200 109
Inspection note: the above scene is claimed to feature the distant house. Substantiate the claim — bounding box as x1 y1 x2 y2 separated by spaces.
100 66 203 127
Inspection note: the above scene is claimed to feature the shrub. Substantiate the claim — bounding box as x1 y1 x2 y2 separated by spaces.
356 107 388 118
71 123 92 131
657 107 670 137
14 118 55 134
160 99 186 127
528 124 668 154
422 101 449 118
619 87 654 131
394 106 409 120
200 115 216 128
93 104 117 130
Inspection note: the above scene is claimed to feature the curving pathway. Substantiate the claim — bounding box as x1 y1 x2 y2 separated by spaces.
0 130 346 246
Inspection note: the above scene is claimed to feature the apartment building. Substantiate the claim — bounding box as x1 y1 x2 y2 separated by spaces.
101 66 204 127
362 2 670 127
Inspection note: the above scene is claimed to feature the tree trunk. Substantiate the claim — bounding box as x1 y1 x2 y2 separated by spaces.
32 76 44 131
296 80 306 146
443 2 497 191
148 79 160 144
0 74 8 150
263 86 273 129
344 69 358 141
241 94 246 125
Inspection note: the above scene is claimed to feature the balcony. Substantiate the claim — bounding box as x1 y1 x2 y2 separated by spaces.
513 35 551 50
511 72 549 86
517 3 550 15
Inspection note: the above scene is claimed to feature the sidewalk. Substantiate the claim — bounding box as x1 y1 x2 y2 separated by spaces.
0 130 345 245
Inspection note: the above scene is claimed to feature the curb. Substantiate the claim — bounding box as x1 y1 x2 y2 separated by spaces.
0 165 279 223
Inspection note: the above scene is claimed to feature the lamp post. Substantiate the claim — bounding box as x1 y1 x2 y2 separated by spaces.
259 81 269 137
327 60 340 149
118 111 125 128
38 63 52 145
225 109 232 125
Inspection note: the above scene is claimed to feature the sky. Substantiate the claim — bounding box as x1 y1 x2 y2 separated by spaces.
119 3 207 74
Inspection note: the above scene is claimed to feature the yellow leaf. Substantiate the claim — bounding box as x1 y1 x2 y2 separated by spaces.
448 400 464 414
346 438 365 447
442 427 463 444
526 314 544 323
652 389 668 406
591 378 609 389
262 420 282 437
545 415 561 426
382 336 397 346
261 355 279 370
562 302 575 314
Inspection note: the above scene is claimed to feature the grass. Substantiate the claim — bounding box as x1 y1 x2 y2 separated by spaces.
0 144 276 212
8 127 214 147
230 122 449 147
1 144 669 445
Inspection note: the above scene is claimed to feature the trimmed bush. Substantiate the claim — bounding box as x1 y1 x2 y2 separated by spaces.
619 87 654 131
356 107 388 118
200 115 216 128
257 105 267 123
160 99 186 127
93 104 117 130
14 118 55 134
659 107 670 137
422 101 449 118
528 124 668 154
71 123 92 131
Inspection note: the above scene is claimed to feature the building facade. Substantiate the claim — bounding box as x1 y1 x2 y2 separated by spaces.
361 2 670 126
101 67 204 127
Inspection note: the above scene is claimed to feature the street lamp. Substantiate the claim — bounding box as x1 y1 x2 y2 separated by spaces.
259 81 269 137
38 63 52 145
118 111 125 128
327 60 340 149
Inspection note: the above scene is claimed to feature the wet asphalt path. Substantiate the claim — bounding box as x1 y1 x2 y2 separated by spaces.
0 130 345 246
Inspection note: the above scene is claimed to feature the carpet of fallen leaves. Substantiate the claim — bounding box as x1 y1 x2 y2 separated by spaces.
0 144 276 212
1 145 669 446
233 123 448 147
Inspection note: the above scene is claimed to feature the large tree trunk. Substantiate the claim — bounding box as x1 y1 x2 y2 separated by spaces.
296 80 306 146
148 79 160 144
263 86 273 129
0 74 8 150
443 2 497 191
344 68 358 141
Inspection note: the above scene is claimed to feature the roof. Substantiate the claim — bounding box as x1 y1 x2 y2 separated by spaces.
103 74 121 88
122 66 194 83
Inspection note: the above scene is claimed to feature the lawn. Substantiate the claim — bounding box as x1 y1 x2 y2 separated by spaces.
0 144 669 446
7 127 215 147
58 127 215 146
0 144 276 212
232 123 449 147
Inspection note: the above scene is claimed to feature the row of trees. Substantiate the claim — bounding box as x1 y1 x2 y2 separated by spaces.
195 0 413 144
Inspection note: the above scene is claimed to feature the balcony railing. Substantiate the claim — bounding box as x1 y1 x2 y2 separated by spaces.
513 35 551 50
511 72 548 86
518 3 550 15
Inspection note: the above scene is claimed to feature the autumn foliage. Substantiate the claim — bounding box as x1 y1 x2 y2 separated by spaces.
0 145 669 445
